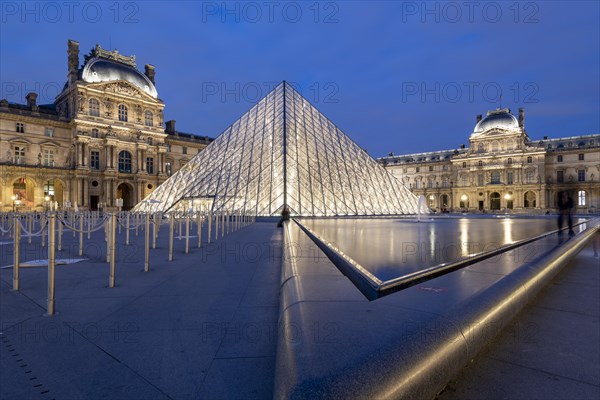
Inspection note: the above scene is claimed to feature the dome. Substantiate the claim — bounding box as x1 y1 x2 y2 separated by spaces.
81 57 158 98
473 108 520 134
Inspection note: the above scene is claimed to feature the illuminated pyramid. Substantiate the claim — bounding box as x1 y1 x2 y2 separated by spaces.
134 82 420 216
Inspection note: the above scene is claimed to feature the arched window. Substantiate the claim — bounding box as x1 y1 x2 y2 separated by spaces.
118 150 132 173
89 99 100 116
491 141 499 152
527 156 533 163
144 110 153 126
478 143 485 153
524 191 536 208
578 191 586 206
118 104 128 122
478 160 483 167
507 157 512 165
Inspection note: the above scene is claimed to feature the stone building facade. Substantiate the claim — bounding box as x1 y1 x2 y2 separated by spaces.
380 108 599 213
0 40 212 211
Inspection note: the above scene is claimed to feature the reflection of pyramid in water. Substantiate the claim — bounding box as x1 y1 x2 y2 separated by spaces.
135 82 420 216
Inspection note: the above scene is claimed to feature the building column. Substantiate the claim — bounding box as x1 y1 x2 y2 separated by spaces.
83 178 89 207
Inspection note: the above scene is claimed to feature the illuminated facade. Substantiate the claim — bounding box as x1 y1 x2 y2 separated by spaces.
0 40 212 211
136 82 420 216
380 108 600 213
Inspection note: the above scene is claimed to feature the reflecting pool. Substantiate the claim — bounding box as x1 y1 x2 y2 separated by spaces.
300 216 587 281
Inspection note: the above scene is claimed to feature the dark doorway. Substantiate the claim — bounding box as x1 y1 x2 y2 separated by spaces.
116 183 134 210
490 192 501 211
90 195 99 211
478 200 484 211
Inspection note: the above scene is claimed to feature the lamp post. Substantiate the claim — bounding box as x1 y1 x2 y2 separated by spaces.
11 194 16 213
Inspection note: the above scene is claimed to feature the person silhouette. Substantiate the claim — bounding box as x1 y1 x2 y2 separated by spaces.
557 191 574 236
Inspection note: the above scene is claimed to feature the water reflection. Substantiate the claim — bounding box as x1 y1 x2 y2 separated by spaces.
301 217 584 281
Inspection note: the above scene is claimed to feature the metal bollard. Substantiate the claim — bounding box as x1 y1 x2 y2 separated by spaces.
109 213 116 287
12 215 20 291
144 213 150 272
208 211 212 244
169 214 174 261
185 212 190 254
46 213 56 316
126 213 130 246
197 212 202 248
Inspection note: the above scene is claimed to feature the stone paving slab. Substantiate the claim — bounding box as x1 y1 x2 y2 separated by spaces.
0 219 281 400
437 242 600 400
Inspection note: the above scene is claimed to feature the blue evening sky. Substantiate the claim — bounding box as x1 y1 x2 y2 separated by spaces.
1 1 598 156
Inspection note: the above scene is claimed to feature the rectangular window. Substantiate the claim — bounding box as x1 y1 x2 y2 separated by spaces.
428 165 433 171
182 146 187 155
165 162 172 176
477 173 484 186
16 122 24 133
461 176 467 186
45 127 54 137
578 170 585 182
557 155 563 162
90 150 100 170
43 149 55 166
507 172 514 184
491 171 501 184
526 171 534 184
415 167 420 173
91 129 99 138
166 144 171 152
146 157 154 174
14 146 25 164
147 137 153 145
578 153 584 161
557 170 564 183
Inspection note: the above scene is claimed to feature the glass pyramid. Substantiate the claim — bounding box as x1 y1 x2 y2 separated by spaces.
134 82 420 216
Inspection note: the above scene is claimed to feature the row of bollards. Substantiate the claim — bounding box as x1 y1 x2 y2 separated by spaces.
2 209 256 316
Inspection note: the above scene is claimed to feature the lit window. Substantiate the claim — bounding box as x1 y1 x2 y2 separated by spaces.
89 99 100 116
90 151 100 170
118 104 128 122
165 162 172 176
45 127 54 137
44 181 55 197
578 191 586 206
14 146 25 164
118 150 132 173
16 122 24 133
43 149 55 166
578 170 585 182
144 110 153 127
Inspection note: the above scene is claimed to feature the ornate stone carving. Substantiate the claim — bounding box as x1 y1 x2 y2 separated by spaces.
104 82 141 98
104 98 114 118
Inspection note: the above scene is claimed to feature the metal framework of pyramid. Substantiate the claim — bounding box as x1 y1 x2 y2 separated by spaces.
134 82 420 216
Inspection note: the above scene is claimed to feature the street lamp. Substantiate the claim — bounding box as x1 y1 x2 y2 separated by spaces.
11 194 16 212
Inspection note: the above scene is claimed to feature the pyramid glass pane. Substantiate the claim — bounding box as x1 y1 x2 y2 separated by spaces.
134 82 421 216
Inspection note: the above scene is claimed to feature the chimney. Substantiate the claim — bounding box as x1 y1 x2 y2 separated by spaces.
145 64 155 84
26 92 38 110
476 114 482 123
518 107 525 128
165 120 176 133
68 39 80 86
